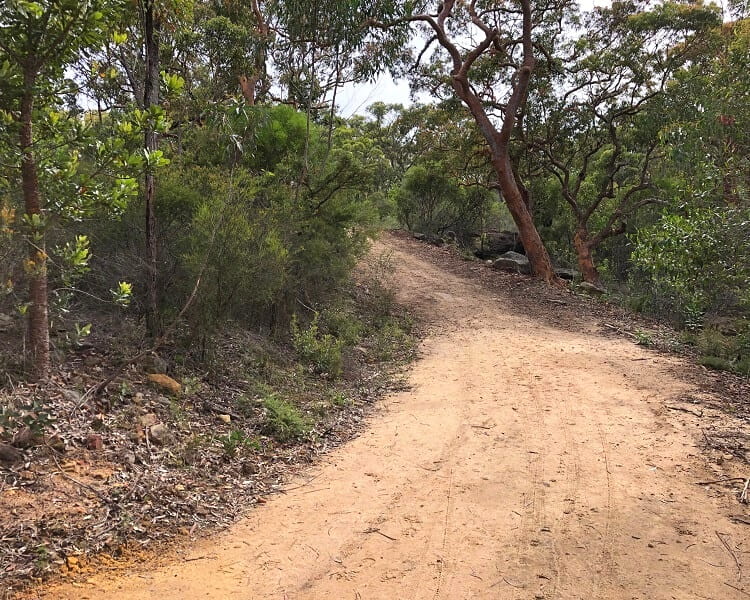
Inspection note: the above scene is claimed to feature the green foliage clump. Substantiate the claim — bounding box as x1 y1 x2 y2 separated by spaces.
291 314 343 378
321 307 363 346
698 355 735 373
393 164 493 244
682 322 750 376
261 394 310 442
369 317 415 362
633 330 654 347
0 400 55 439
219 429 259 458
630 207 750 325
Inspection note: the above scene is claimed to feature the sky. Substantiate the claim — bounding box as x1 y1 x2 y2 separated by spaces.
338 73 413 118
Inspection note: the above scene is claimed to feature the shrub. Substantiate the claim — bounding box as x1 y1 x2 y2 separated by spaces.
219 429 260 458
630 207 750 325
356 250 396 319
261 394 310 442
698 355 734 372
370 317 415 362
393 164 493 244
321 307 362 346
291 314 343 378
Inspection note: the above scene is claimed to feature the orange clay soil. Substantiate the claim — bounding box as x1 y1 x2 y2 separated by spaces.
41 234 749 599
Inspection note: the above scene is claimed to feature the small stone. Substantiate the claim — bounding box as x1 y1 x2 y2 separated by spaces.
148 423 170 446
0 443 23 465
147 374 181 395
12 426 40 449
218 414 231 424
66 556 79 568
139 413 159 428
61 389 82 403
86 433 104 452
124 452 136 466
20 469 35 480
723 453 734 461
46 434 66 453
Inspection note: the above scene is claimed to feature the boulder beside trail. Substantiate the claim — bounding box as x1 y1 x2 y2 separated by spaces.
484 230 524 255
555 267 580 281
141 354 168 375
492 251 531 275
579 281 607 295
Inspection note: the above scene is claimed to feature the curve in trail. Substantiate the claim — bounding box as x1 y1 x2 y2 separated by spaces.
45 235 747 600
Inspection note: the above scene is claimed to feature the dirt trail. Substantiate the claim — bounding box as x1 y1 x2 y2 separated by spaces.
46 235 748 599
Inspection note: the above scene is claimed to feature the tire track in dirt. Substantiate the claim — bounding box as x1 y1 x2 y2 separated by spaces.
42 234 749 600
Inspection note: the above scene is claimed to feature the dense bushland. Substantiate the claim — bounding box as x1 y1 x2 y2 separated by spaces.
1 1 749 382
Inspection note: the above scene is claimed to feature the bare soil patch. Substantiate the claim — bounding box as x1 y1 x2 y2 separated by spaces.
32 231 750 600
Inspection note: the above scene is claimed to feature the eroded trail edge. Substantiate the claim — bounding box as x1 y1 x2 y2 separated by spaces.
46 235 748 600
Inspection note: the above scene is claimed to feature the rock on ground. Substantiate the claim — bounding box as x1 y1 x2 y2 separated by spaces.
492 251 531 275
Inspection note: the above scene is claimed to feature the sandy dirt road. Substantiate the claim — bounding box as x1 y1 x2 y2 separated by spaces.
46 235 748 599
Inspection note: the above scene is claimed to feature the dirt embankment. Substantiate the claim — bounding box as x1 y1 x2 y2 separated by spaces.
40 233 750 599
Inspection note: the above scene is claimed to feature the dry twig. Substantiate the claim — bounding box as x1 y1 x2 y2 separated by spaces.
362 527 397 541
695 477 747 486
603 323 637 339
666 405 704 418
716 531 742 580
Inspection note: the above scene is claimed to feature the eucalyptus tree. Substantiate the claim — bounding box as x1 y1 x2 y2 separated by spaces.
368 0 575 282
524 1 722 284
197 0 271 103
658 16 750 208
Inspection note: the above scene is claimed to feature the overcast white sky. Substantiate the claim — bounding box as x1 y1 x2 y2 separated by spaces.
338 73 413 117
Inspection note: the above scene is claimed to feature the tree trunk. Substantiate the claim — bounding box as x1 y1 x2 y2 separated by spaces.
20 68 50 380
573 227 600 284
454 88 557 282
144 1 160 337
443 2 558 283
239 74 258 104
493 155 557 281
